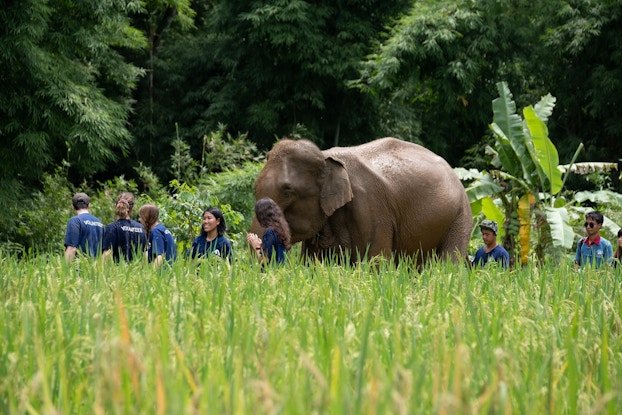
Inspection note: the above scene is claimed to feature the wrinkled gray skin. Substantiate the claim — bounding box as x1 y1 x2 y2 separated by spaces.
250 137 472 265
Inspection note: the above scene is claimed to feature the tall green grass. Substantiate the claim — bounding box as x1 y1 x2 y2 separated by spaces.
1 251 620 414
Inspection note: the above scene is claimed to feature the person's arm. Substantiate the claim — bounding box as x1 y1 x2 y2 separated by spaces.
151 229 166 268
102 249 113 263
65 246 77 263
64 217 81 263
246 233 265 263
101 224 114 263
574 239 583 268
153 254 164 268
501 250 510 269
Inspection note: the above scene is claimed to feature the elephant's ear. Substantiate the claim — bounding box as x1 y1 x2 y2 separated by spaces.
321 157 353 216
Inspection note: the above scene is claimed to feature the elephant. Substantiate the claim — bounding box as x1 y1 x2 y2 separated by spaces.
250 137 472 265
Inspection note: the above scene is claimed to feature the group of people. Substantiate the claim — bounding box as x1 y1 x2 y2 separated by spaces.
64 192 177 266
472 210 622 270
64 192 291 267
66 192 621 271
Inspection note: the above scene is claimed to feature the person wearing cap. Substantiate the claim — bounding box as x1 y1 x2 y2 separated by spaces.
64 192 104 262
574 210 613 269
472 219 510 269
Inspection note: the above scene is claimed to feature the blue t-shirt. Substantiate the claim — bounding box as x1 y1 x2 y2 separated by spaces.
262 227 287 264
472 244 510 268
574 236 613 269
190 235 233 261
147 223 177 263
103 219 147 263
64 213 104 258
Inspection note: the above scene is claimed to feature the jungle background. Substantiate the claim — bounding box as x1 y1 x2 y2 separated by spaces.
1 0 621 258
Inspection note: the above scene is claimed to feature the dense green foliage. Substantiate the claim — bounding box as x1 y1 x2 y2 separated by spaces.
128 0 411 179
356 0 622 169
0 0 146 183
1 254 621 413
1 0 621 253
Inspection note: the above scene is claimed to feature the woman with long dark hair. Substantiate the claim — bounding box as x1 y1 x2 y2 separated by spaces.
139 204 177 267
190 207 233 262
246 198 291 265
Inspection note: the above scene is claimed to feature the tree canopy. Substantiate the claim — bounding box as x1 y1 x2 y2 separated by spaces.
355 0 622 169
0 0 147 184
1 0 620 186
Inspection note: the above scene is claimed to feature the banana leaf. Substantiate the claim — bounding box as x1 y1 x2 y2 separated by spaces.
524 106 562 195
544 206 574 250
491 82 540 189
465 174 504 204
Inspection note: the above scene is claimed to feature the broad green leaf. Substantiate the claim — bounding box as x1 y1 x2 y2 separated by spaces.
574 190 622 205
465 174 504 204
524 106 562 195
470 199 482 216
533 93 556 123
492 82 522 139
490 123 521 177
453 167 487 181
602 217 622 236
491 82 539 189
490 82 524 178
544 207 574 249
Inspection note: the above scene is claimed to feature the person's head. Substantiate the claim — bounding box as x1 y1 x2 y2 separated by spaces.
138 204 159 232
479 219 498 247
114 192 135 220
584 211 604 236
201 207 227 237
255 197 283 228
617 228 622 247
72 192 90 210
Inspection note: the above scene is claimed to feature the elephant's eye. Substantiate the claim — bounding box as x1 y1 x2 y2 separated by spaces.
282 187 295 199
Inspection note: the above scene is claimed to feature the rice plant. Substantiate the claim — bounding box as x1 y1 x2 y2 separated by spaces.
0 250 620 414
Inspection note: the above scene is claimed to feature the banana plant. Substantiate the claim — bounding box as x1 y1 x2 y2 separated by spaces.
457 81 618 265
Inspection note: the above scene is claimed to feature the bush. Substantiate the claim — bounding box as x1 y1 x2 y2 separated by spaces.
147 162 262 256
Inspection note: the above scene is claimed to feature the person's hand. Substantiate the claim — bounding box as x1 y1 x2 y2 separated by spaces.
246 233 261 250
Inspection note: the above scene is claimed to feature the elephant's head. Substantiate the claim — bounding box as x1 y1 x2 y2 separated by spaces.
252 139 353 243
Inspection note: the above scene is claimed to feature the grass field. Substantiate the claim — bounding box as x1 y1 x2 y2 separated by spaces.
1 251 620 414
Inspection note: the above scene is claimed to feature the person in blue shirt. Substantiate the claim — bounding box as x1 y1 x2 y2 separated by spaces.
574 210 613 269
64 192 104 262
138 203 177 267
246 197 291 265
102 192 147 263
472 219 510 269
190 207 233 262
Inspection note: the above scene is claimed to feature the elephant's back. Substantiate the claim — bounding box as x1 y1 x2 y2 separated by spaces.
326 137 459 193
326 137 470 256
326 137 453 175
